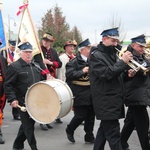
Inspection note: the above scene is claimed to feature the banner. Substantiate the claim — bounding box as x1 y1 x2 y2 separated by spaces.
0 10 6 49
16 3 42 59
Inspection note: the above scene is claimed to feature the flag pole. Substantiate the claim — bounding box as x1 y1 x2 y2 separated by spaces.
22 0 45 60
14 2 27 61
23 0 29 4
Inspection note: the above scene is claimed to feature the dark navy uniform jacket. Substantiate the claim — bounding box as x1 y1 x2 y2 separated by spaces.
123 45 150 107
66 52 92 106
89 42 127 120
4 58 43 106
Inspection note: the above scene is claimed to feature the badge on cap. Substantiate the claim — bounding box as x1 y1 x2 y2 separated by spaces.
101 27 119 40
131 34 146 47
18 42 33 51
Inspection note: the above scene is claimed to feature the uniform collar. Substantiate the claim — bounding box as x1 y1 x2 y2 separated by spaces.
81 54 88 62
19 58 31 66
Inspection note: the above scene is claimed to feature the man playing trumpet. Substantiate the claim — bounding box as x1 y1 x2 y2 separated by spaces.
121 34 150 150
89 27 133 150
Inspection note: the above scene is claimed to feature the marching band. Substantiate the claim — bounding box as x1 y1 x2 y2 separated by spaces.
0 1 150 150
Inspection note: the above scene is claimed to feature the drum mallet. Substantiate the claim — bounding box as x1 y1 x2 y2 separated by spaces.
17 104 27 112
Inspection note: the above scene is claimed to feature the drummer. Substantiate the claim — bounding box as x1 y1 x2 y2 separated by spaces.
4 42 45 150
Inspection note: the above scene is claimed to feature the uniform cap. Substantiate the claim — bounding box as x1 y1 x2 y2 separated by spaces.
18 42 33 51
131 34 146 47
9 40 16 47
78 38 91 48
100 27 119 40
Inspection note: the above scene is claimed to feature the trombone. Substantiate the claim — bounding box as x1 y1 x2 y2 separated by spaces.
115 47 150 75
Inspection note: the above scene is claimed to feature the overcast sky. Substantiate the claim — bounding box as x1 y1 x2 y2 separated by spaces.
1 0 150 44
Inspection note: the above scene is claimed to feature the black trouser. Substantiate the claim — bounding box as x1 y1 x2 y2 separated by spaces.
13 109 38 150
121 106 150 150
12 107 19 118
94 120 123 150
68 105 95 140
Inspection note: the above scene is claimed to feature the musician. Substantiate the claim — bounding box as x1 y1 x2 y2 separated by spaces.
65 39 95 143
121 34 150 150
57 39 77 82
0 40 7 144
34 32 62 130
4 42 44 150
89 27 133 150
1 40 20 120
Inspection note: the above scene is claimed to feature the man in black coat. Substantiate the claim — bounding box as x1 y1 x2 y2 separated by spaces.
121 34 150 150
89 27 133 150
4 42 44 150
65 39 95 143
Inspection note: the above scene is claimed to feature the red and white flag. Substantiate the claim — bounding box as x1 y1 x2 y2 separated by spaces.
15 3 42 60
16 4 28 16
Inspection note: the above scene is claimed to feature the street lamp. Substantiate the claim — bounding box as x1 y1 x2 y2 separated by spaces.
8 14 17 40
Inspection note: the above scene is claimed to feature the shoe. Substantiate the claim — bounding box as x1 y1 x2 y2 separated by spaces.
0 134 5 144
13 116 21 120
65 126 75 143
40 124 48 130
55 118 63 123
123 148 131 150
12 148 25 150
85 138 95 144
46 124 53 129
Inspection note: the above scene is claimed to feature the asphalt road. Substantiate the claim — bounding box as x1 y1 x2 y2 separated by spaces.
0 104 143 150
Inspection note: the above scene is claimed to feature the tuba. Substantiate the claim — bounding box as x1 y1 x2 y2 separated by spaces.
115 47 150 75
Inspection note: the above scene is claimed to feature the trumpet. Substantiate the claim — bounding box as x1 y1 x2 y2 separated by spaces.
115 47 150 75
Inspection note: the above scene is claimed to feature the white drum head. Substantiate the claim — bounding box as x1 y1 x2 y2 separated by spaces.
25 82 60 124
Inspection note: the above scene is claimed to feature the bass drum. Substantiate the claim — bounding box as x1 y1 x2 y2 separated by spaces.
25 79 73 124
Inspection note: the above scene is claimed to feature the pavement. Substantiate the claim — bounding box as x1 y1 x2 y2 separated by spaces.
0 104 143 150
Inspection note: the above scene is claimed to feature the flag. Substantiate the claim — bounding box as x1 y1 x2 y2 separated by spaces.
0 10 6 49
16 3 28 16
15 3 42 60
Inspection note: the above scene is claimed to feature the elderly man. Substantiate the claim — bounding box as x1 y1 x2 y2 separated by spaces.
121 34 150 150
65 39 95 144
57 39 77 82
89 27 133 150
4 42 44 150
